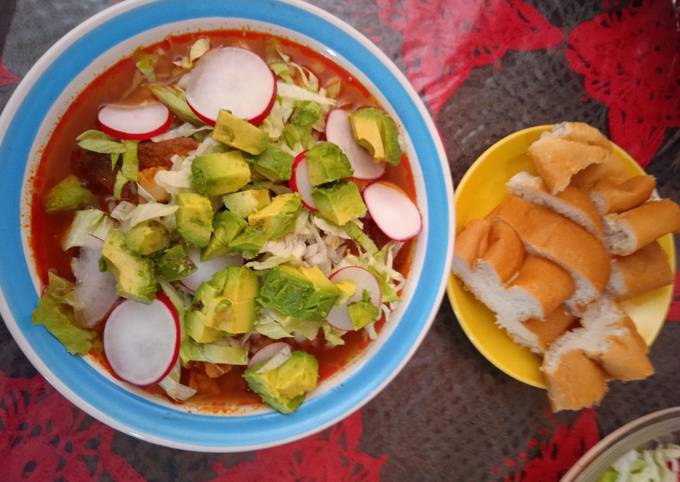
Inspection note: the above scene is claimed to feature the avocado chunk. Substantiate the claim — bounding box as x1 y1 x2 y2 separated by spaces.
348 290 380 330
305 142 353 186
228 227 267 259
191 151 251 196
175 192 214 248
44 175 95 213
155 244 196 281
185 310 222 343
243 351 319 414
102 229 157 303
203 210 247 260
334 279 357 304
311 180 367 226
249 146 294 181
191 266 258 334
124 221 170 255
257 264 339 321
349 107 402 166
213 109 269 155
283 101 323 149
248 193 302 240
223 189 271 219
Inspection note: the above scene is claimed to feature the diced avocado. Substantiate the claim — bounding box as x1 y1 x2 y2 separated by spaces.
228 227 266 259
185 310 222 343
223 189 271 218
124 221 169 255
32 273 96 355
305 142 353 186
191 266 258 334
44 175 95 213
243 351 319 414
596 469 618 482
249 146 294 181
203 210 247 260
210 266 259 334
348 290 379 330
349 107 402 166
155 244 196 281
191 151 251 196
248 193 302 240
283 101 322 149
213 109 269 155
175 192 214 248
257 264 339 321
334 279 357 305
102 229 157 303
311 181 367 226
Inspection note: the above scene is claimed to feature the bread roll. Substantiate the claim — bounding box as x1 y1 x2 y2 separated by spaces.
543 347 608 411
509 256 575 319
590 175 655 214
492 196 611 309
603 200 680 256
479 220 525 284
607 242 673 300
507 172 602 238
570 152 630 190
522 307 577 351
546 122 612 151
454 218 490 267
529 137 609 194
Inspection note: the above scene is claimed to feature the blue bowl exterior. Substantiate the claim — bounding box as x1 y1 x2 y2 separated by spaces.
0 0 452 450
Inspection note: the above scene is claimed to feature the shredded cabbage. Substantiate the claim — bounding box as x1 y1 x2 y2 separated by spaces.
110 201 178 231
180 338 248 365
158 360 196 401
601 444 680 482
154 136 221 195
276 82 337 106
256 344 292 373
173 38 211 69
61 209 113 250
322 323 346 347
254 309 293 339
151 122 212 142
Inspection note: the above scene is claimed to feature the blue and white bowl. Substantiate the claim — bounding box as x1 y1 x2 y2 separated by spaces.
0 0 454 451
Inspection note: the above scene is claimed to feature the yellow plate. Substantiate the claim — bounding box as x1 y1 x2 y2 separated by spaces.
447 125 676 389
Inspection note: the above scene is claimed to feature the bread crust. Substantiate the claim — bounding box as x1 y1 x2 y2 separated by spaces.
544 350 608 411
511 256 575 318
605 200 680 255
523 307 577 351
454 218 491 267
599 317 654 381
479 221 525 284
590 175 655 214
610 242 673 300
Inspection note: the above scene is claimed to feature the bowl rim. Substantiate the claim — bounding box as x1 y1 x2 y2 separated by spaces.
0 0 454 451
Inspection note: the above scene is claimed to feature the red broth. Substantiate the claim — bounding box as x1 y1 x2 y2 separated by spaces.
30 29 417 412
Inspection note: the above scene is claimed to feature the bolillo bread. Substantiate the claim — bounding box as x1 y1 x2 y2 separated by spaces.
491 196 611 310
590 175 655 214
603 200 680 256
570 151 630 191
607 242 674 300
522 307 577 352
507 172 602 238
544 122 612 151
528 137 609 195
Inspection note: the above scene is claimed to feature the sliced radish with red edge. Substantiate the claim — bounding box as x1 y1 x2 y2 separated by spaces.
327 266 381 331
363 181 422 241
180 248 243 292
248 341 291 369
103 293 179 386
97 102 172 140
290 152 317 211
181 47 276 126
72 237 120 328
326 109 385 180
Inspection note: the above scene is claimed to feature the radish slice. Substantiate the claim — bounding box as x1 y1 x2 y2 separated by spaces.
97 102 172 140
180 248 242 292
103 293 179 386
326 109 385 180
181 47 276 126
248 342 291 369
290 152 317 211
327 266 381 331
72 237 119 328
363 181 422 241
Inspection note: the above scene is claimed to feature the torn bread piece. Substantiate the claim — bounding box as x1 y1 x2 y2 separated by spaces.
543 122 612 151
492 196 611 310
603 200 680 256
590 175 655 214
528 137 609 195
454 218 491 267
452 220 573 354
571 151 630 190
522 307 577 352
579 297 653 381
607 242 674 300
507 172 602 238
